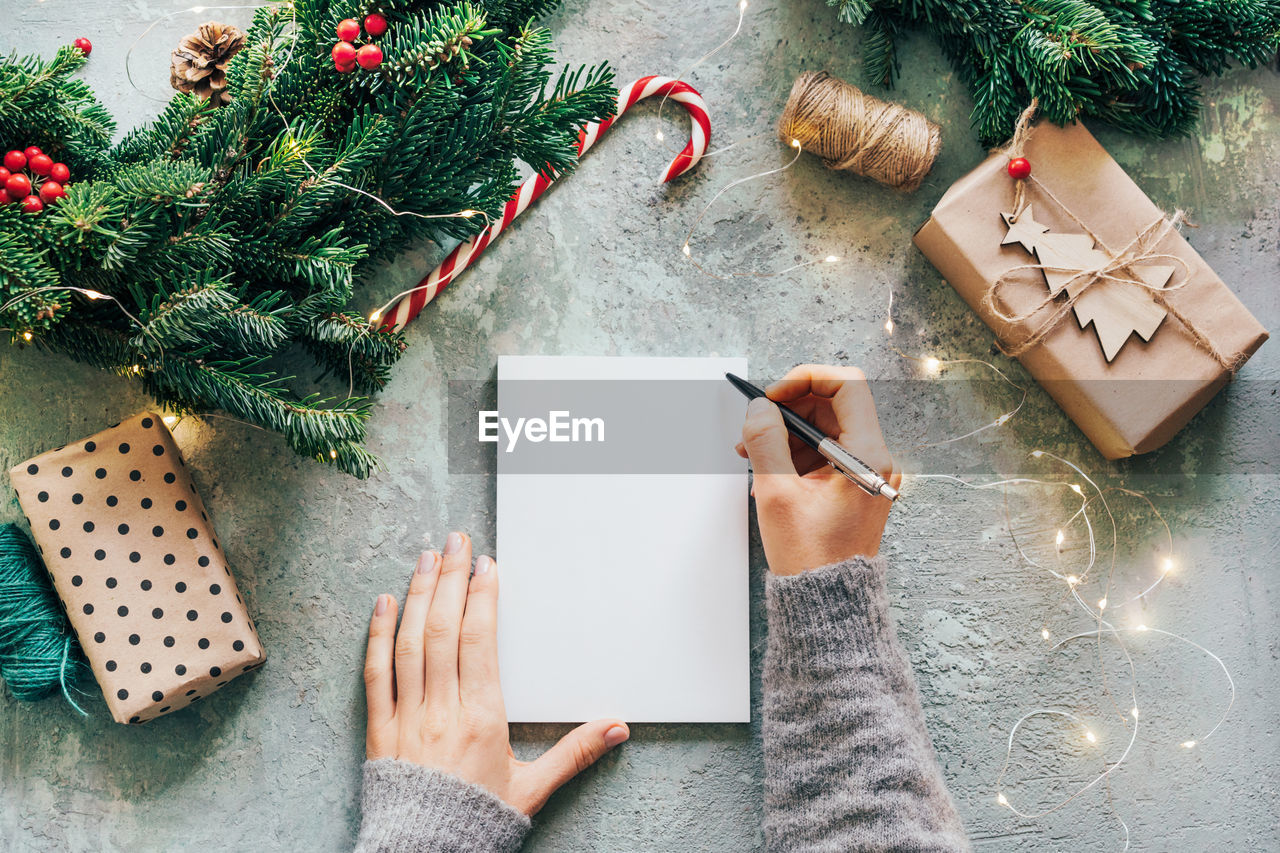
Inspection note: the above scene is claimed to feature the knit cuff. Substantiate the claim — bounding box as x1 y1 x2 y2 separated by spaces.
764 556 897 671
355 759 531 853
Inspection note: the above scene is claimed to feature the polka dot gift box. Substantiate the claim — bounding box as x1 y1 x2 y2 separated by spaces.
9 413 265 724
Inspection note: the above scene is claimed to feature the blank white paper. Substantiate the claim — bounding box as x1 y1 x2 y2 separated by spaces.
496 355 750 723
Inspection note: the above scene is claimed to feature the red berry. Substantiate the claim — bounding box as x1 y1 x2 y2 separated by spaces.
0 168 9 184
332 41 358 66
5 173 31 199
74 37 92 55
20 195 43 213
336 59 357 73
356 43 383 70
50 162 70 183
363 13 388 37
29 154 53 176
24 146 43 161
336 18 361 42
1007 157 1032 180
4 150 26 172
39 180 65 203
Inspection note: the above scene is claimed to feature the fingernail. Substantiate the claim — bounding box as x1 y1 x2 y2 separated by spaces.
604 725 629 747
374 594 387 616
474 555 492 576
445 532 464 555
417 552 435 574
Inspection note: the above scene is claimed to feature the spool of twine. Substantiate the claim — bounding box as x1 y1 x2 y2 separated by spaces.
0 523 89 710
778 71 941 191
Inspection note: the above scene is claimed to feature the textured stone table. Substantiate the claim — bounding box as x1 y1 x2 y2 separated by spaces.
3 1 1277 850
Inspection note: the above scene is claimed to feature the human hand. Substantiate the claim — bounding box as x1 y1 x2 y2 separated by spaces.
363 531 630 815
735 365 900 576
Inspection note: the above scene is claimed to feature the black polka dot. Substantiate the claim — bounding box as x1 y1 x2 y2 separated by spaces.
152 690 163 702
118 443 130 454
220 612 232 623
152 526 164 537
185 689 197 696
85 441 96 452
95 468 107 479
60 547 71 558
61 466 73 478
82 521 94 533
198 638 210 649
186 610 198 621
129 551 141 563
175 664 187 675
48 519 60 531
129 633 140 645
93 631 105 643
141 579 153 590
117 523 129 535
106 577 117 588
175 500 187 511
105 660 117 671
159 706 170 713
213 540 220 551
128 715 140 724
140 662 152 673
37 491 49 502
141 417 153 429
141 497 152 509
71 493 83 505
232 640 244 652
152 607 164 619
164 554 176 565
175 582 187 593
186 528 198 540
130 470 142 481
26 464 38 475
197 556 209 568
94 549 106 561
71 575 83 586
209 584 221 595
116 605 128 617
106 495 118 506
164 473 176 484
164 635 175 647
209 667 221 677
82 603 93 614
153 445 164 456
117 689 128 700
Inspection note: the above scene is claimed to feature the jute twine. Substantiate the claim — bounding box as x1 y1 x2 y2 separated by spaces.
777 71 941 191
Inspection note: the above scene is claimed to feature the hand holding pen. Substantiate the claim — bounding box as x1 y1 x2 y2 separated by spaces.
733 365 901 576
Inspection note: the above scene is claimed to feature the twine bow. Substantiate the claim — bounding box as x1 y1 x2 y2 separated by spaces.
986 104 1244 372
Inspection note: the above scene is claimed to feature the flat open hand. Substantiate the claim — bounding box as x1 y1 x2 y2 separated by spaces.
364 531 630 815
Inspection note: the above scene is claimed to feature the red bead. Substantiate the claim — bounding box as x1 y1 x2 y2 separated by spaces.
20 195 43 213
29 153 53 176
50 162 70 183
4 150 26 172
336 19 361 42
363 13 388 37
74 37 92 55
1007 157 1032 180
5 173 31 198
39 180 65 203
356 43 383 70
332 41 358 66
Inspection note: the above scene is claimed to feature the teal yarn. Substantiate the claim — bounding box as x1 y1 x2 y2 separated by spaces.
0 523 91 713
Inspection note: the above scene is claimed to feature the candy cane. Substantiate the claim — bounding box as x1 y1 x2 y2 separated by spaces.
375 76 710 332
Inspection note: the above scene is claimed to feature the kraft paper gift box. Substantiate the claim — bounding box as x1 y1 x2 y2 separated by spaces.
9 413 265 724
913 121 1268 459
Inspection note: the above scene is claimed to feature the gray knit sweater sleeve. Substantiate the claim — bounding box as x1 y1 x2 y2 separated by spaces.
763 556 971 852
354 758 531 852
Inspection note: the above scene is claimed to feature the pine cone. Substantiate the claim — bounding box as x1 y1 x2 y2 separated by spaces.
169 22 246 106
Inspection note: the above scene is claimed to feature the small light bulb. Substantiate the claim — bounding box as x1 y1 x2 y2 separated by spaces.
1031 450 1044 458
1097 598 1108 611
1181 740 1197 749
1136 624 1148 631
1131 707 1140 719
22 331 32 341
1085 730 1097 744
460 209 478 218
1066 575 1080 586
996 793 1008 806
84 290 105 300
923 356 941 375
329 449 338 460
993 413 1010 426
824 255 839 263
369 310 381 323
739 0 748 10
655 130 665 142
682 244 691 257
790 138 801 149
1055 529 1065 547
1040 627 1050 640
884 318 894 334
162 415 178 427
1070 484 1083 495
1162 558 1174 573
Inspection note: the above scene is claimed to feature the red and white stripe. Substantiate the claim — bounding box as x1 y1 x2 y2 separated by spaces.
377 76 710 332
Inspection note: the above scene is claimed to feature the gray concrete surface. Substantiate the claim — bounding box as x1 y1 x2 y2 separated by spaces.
3 0 1278 850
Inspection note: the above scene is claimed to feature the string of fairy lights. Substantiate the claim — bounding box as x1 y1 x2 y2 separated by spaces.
8 4 1241 845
